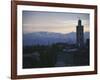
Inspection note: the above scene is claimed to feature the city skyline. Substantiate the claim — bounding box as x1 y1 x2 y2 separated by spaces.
22 11 90 34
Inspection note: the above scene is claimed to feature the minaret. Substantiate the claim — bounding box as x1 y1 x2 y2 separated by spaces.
76 19 84 47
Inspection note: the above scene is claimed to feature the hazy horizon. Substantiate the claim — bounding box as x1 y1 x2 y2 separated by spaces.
23 31 89 35
22 11 90 34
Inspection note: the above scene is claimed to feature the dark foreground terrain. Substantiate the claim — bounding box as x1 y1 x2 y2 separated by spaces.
23 43 89 69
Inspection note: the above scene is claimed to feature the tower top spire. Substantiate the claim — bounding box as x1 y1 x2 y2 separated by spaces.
78 19 82 26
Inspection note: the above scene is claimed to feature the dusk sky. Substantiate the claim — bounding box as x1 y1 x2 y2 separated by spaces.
22 11 90 34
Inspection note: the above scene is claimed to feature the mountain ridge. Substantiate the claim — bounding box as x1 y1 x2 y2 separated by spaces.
23 31 89 46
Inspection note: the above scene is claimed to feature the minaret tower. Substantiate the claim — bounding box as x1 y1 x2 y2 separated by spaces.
76 19 84 47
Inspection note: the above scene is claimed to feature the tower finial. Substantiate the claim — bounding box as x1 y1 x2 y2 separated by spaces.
78 18 81 26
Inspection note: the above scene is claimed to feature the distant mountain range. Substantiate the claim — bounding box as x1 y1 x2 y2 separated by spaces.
23 32 89 46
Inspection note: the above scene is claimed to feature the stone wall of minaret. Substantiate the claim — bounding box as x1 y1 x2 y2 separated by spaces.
76 19 84 47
